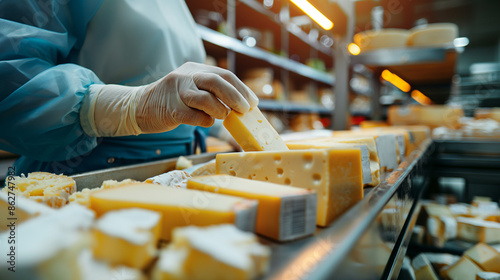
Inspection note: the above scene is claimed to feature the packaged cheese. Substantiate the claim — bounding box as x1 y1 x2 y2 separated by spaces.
223 107 289 152
216 147 363 226
89 183 258 240
464 243 500 273
0 192 54 231
152 224 270 280
3 172 76 208
187 175 317 241
92 208 161 269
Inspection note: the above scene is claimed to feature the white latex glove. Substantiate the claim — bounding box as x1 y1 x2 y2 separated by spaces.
81 62 259 137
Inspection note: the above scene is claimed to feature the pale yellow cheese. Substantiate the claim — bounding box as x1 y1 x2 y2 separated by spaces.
388 105 463 129
216 147 364 226
186 175 317 241
354 29 409 52
69 179 138 207
223 107 289 152
92 208 161 269
407 23 458 47
152 225 270 280
475 108 500 123
89 183 258 240
464 243 500 273
412 254 439 280
440 256 483 280
457 217 500 243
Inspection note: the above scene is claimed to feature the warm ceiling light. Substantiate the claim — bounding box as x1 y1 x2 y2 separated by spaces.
348 43 360 55
290 0 333 30
411 90 432 105
381 69 411 92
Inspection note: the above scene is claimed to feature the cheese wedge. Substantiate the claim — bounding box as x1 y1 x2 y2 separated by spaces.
457 217 500 243
440 256 483 280
92 208 161 269
464 243 500 273
70 179 138 207
152 225 270 280
216 147 363 226
223 107 289 151
186 175 317 241
0 192 54 231
477 272 500 280
89 183 258 240
0 204 94 280
412 254 439 280
287 141 379 187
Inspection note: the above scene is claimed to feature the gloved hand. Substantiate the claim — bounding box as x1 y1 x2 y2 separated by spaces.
81 62 259 137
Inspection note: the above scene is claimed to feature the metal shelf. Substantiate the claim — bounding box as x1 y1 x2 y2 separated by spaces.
351 46 456 67
258 100 333 115
197 24 335 86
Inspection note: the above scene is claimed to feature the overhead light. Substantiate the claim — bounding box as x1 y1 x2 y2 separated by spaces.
348 43 361 55
381 69 411 92
411 90 432 105
290 0 333 30
453 37 469 48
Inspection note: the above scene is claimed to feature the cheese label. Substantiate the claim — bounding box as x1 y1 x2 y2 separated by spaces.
354 145 372 185
375 135 398 171
280 194 317 241
396 134 406 159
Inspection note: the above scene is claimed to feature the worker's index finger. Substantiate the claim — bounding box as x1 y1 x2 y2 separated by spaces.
209 67 259 108
193 72 251 113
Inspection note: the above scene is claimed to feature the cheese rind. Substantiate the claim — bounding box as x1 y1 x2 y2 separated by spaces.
186 175 317 241
223 107 289 152
216 148 363 226
89 183 258 240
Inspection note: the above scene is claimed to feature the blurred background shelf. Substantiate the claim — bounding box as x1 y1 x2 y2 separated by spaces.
257 99 332 115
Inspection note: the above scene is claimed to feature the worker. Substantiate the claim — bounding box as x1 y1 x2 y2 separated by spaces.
0 0 258 175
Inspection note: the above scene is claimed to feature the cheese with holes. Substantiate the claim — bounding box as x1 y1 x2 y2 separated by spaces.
0 204 94 280
0 192 54 231
477 272 500 280
92 208 161 269
223 107 289 151
440 256 483 280
287 140 379 187
464 243 500 273
151 225 270 280
89 183 258 240
216 147 363 226
186 175 317 241
457 217 500 243
412 254 439 280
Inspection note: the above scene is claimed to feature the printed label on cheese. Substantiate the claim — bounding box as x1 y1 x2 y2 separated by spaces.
354 145 372 185
375 135 398 171
280 194 317 241
396 134 406 159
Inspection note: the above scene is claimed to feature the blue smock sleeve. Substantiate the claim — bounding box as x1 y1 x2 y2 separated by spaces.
0 0 104 162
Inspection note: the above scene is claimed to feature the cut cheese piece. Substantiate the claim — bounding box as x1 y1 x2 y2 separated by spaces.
412 254 439 280
287 142 375 187
183 159 216 177
69 179 138 207
476 108 500 123
152 225 270 280
89 183 258 240
0 191 54 231
388 105 463 129
464 243 500 273
0 204 94 280
175 156 193 170
145 170 191 188
477 272 500 280
426 215 457 247
353 29 409 52
223 107 289 151
362 127 413 157
440 256 483 280
92 208 161 269
407 23 458 47
422 253 460 271
186 175 317 241
216 147 363 226
457 217 500 243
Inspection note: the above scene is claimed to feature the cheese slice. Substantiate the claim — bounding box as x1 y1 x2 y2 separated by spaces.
287 141 378 187
89 183 258 240
477 272 500 280
152 225 270 280
412 254 439 280
92 208 161 269
216 147 363 226
457 217 500 243
464 243 500 273
186 175 317 241
0 191 54 231
440 256 483 280
223 107 289 151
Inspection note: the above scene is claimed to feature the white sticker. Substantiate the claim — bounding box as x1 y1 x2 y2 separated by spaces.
234 201 258 233
375 135 398 171
354 145 372 185
279 194 317 241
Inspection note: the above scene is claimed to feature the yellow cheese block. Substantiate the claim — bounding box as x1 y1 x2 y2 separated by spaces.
89 183 258 240
412 254 439 280
475 108 500 123
457 217 500 243
440 256 483 280
0 192 54 231
353 29 409 52
362 127 414 157
186 175 317 241
70 179 138 207
92 208 161 269
386 125 431 147
216 147 363 227
464 243 500 273
223 107 289 152
388 105 463 129
286 142 378 187
152 225 270 280
407 23 458 47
